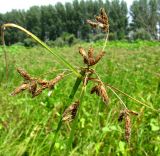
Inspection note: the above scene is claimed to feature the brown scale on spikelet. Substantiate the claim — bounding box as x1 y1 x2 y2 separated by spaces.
87 8 109 32
91 83 109 105
62 101 80 122
37 79 48 87
48 73 64 89
94 51 105 65
79 47 105 66
17 68 32 81
86 20 98 28
29 80 37 96
88 47 95 65
79 47 89 64
124 112 131 143
118 109 138 143
11 83 29 96
32 87 45 98
118 110 125 122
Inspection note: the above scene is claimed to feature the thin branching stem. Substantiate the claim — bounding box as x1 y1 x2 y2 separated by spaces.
107 85 127 109
102 29 109 51
105 83 159 112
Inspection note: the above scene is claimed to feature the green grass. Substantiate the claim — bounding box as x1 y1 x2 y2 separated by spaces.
0 41 160 156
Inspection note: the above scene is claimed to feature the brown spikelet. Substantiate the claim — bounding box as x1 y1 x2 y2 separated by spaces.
118 110 125 122
99 84 109 105
91 85 99 95
91 84 109 105
127 110 139 116
125 113 131 143
79 47 88 64
87 8 109 32
95 16 104 24
94 51 105 65
37 79 48 87
48 73 64 89
86 20 98 28
100 8 108 24
32 87 44 98
17 68 32 81
62 101 80 122
11 83 29 96
88 47 95 66
29 80 37 95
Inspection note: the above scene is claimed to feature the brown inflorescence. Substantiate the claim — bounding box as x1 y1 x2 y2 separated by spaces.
124 112 131 143
11 68 65 97
79 47 105 66
62 101 80 122
91 83 109 105
87 8 109 32
118 109 138 143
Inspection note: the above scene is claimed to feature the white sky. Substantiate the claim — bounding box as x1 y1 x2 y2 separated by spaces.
0 0 134 14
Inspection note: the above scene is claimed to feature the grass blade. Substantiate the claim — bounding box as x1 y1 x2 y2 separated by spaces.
1 23 81 78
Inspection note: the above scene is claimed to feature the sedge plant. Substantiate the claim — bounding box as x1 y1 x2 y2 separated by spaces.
1 8 159 155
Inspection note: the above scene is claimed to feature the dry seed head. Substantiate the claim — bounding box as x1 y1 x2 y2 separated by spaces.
91 84 109 105
32 87 44 98
62 101 80 122
29 80 37 95
87 8 109 32
11 83 29 96
127 109 139 116
99 84 109 105
91 85 100 95
118 110 125 122
125 113 131 143
86 20 98 28
17 68 32 81
79 47 88 64
37 79 48 87
94 51 105 65
88 47 95 65
48 73 64 89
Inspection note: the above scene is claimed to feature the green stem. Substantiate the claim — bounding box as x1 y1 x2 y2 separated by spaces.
1 23 81 78
65 85 86 155
48 71 85 155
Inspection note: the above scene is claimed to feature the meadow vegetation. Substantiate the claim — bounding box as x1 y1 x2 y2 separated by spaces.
0 40 159 155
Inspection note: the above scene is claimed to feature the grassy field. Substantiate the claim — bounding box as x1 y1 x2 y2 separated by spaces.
0 40 160 156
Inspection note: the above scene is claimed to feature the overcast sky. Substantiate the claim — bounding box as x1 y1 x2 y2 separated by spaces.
0 0 134 14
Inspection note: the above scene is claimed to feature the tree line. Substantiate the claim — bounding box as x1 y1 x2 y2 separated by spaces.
0 0 159 45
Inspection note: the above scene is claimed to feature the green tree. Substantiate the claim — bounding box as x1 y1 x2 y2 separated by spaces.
130 0 159 39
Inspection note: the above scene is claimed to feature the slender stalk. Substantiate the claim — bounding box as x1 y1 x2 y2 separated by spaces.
105 83 158 112
102 29 109 52
1 27 8 80
107 85 127 109
1 23 81 78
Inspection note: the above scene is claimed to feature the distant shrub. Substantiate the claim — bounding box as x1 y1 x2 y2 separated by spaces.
109 32 117 40
133 28 152 40
23 38 37 47
54 37 65 47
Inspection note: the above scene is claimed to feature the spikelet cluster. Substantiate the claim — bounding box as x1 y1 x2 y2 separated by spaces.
87 8 109 32
118 109 138 143
62 101 80 122
91 83 109 105
11 68 64 97
79 47 105 66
